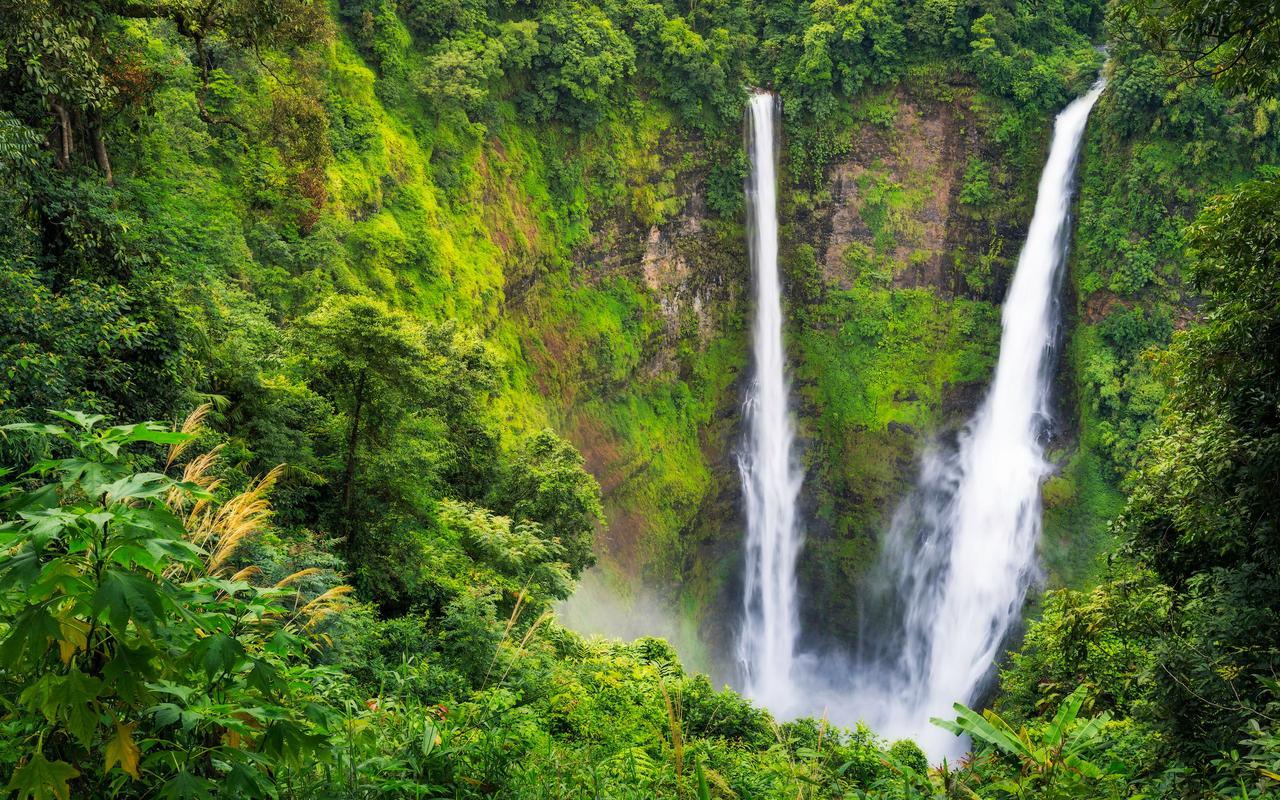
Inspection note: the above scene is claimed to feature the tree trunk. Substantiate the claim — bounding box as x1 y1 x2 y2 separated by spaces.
51 101 72 168
91 113 113 185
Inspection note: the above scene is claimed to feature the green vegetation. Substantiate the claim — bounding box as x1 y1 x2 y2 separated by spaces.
0 412 927 798
1 0 1279 796
985 11 1280 797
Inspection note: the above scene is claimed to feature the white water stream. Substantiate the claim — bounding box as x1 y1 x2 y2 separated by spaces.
734 80 1106 756
737 91 804 715
849 78 1107 757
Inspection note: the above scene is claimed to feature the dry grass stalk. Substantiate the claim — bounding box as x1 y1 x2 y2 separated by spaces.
297 585 354 629
493 610 552 688
166 403 213 470
276 567 322 589
156 414 354 639
187 464 284 574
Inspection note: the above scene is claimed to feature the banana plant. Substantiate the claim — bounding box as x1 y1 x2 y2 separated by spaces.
931 686 1126 798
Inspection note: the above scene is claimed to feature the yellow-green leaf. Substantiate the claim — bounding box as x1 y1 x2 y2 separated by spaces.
104 721 141 780
6 752 80 800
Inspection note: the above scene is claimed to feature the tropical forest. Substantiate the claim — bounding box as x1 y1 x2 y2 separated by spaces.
0 0 1278 796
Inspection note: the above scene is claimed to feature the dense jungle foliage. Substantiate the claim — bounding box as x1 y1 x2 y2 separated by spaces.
1 0 1278 796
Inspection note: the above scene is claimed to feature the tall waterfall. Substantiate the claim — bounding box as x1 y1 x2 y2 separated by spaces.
850 79 1107 757
737 91 804 715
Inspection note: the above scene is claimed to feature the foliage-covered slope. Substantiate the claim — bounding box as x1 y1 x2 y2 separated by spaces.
6 0 1280 796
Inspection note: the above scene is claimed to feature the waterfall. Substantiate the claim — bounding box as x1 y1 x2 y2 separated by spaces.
737 91 804 715
849 79 1107 758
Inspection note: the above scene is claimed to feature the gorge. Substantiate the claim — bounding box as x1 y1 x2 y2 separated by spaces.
2 0 1278 796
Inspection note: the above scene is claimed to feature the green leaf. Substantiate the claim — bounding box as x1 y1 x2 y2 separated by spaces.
101 472 172 503
104 721 141 779
149 702 201 731
147 681 197 703
123 505 189 541
190 633 246 679
0 483 58 515
91 569 166 633
1046 685 1086 746
694 758 711 800
2 422 69 436
48 410 103 430
932 702 1028 758
31 667 103 744
5 752 80 800
259 720 326 765
16 508 78 548
245 658 280 694
157 771 215 800
53 458 120 497
0 544 47 594
103 422 189 447
223 761 273 797
101 642 160 695
109 543 163 572
0 606 60 667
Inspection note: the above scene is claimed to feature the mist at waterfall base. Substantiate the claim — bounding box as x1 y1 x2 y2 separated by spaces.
557 569 721 678
733 81 1106 758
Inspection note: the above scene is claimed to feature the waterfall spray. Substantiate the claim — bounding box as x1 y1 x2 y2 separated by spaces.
737 91 804 715
849 78 1107 757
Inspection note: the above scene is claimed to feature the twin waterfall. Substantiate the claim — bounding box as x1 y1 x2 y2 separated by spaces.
735 80 1106 755
737 92 804 715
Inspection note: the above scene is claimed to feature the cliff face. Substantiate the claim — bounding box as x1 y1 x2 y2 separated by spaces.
773 79 1054 648
513 123 749 585
80 7 1078 671
545 75 1062 664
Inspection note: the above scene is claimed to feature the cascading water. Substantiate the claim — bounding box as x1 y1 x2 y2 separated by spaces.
737 91 804 715
849 78 1107 758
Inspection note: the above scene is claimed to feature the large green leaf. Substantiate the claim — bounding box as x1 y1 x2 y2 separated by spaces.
91 569 167 633
156 771 215 800
5 752 80 800
0 483 58 515
148 702 201 732
102 422 190 447
0 606 61 668
48 411 104 430
101 641 161 696
101 473 172 503
189 632 246 679
0 543 47 594
932 702 1029 758
19 667 103 744
1046 685 1086 746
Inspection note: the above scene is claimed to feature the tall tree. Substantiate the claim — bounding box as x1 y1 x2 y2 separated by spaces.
294 295 432 556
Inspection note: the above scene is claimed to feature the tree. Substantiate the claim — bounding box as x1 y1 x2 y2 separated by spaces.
1123 177 1280 587
1106 36 1280 768
294 295 432 556
0 0 328 181
417 34 506 114
1117 0 1280 96
527 2 636 127
0 265 194 431
933 686 1127 798
491 429 603 578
